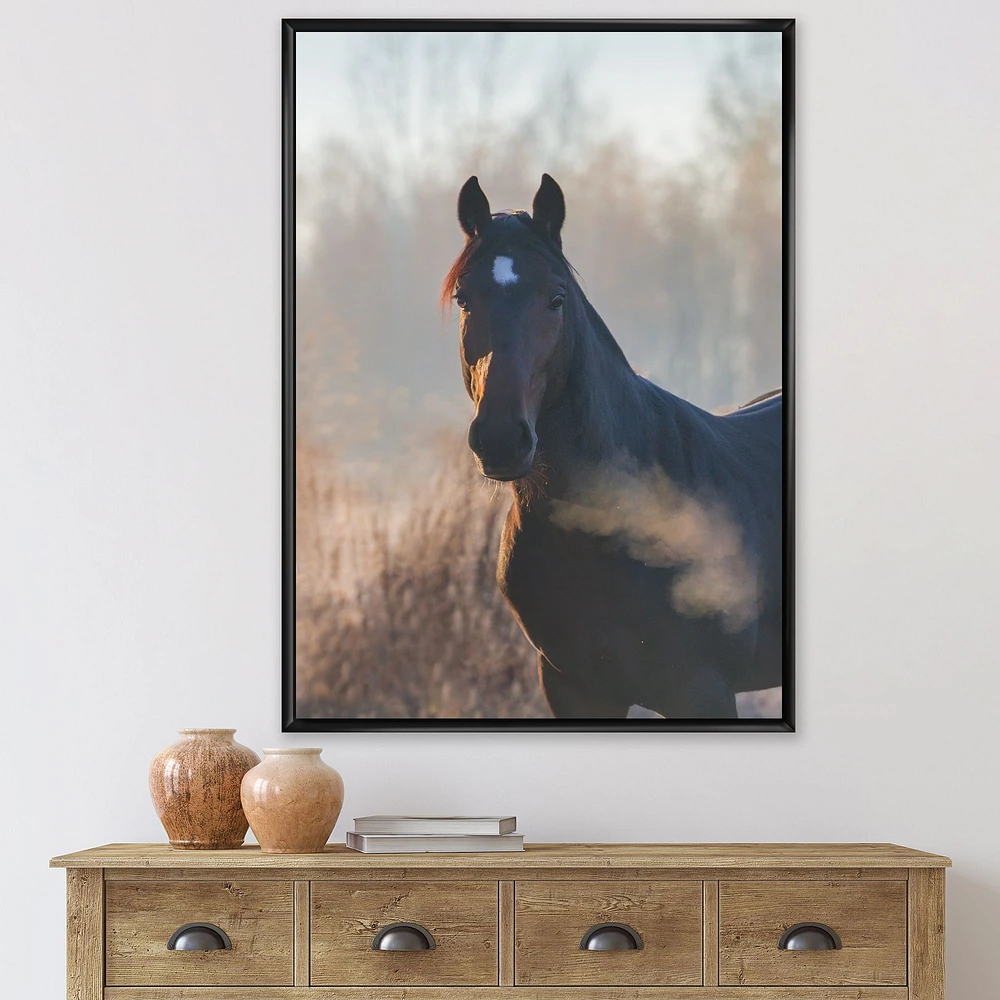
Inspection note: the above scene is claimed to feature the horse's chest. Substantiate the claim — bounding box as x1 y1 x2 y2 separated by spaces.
500 508 621 645
498 502 758 696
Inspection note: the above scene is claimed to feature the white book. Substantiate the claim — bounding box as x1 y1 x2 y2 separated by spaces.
353 815 517 836
346 832 524 853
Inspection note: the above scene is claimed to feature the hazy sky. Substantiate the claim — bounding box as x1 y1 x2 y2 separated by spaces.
296 30 781 170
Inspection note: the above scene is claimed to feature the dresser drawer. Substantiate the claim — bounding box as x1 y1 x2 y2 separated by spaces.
105 880 294 986
514 880 702 986
311 880 498 986
719 880 908 986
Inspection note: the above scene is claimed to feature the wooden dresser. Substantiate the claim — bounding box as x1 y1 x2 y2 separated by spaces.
51 843 950 1000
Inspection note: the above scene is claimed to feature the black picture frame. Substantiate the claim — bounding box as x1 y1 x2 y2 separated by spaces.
282 18 795 733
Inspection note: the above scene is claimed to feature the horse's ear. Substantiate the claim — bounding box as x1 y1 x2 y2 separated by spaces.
457 176 492 240
531 173 565 247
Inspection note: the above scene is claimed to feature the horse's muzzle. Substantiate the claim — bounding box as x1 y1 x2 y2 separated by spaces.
468 415 537 481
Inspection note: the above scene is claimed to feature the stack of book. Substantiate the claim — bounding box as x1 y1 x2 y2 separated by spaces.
346 815 523 853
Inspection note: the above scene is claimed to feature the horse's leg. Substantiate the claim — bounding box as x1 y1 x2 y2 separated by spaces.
645 666 738 720
538 655 631 719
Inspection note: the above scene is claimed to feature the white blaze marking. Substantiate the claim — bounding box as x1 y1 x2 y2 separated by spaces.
492 255 518 286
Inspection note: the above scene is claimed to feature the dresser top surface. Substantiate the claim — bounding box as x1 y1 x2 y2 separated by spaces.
50 842 951 869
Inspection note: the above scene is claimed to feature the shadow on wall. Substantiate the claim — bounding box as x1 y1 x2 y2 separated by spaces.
945 870 999 996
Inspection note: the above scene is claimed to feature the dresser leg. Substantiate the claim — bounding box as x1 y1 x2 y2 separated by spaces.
909 868 946 999
66 868 103 1000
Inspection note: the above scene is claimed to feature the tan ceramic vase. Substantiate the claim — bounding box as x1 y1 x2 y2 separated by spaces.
149 729 260 850
240 748 344 854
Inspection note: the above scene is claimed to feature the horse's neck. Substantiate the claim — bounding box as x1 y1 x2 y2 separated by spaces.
531 296 719 500
532 300 639 489
570 302 642 449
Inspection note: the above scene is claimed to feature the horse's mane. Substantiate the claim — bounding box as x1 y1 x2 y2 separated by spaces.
439 212 578 309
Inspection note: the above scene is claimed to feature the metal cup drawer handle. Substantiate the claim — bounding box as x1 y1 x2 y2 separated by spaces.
372 923 436 951
778 922 843 951
167 923 232 951
579 923 644 950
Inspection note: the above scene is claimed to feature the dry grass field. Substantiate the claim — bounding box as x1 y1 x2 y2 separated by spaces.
295 435 780 721
296 437 550 718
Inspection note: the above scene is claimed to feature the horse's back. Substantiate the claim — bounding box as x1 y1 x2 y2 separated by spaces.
729 388 782 427
718 389 782 468
739 387 782 410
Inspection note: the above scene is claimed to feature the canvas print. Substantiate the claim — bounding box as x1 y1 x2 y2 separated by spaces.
284 20 794 730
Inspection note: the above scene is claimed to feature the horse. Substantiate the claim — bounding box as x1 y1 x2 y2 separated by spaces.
442 174 783 719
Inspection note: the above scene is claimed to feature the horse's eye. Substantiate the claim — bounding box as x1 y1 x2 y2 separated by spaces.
455 297 468 311
549 294 566 310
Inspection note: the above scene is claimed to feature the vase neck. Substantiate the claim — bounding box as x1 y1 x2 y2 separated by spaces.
178 728 237 742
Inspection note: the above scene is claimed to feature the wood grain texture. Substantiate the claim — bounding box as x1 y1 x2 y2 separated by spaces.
105 880 294 986
50 841 952 870
58 843 948 1000
311 880 498 987
514 880 702 986
99 864 912 882
293 880 310 986
719 880 907 987
66 868 103 1000
703 880 719 986
103 986 910 999
909 867 946 1000
498 881 515 986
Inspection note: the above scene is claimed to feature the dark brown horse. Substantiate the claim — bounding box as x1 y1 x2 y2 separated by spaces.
443 174 782 719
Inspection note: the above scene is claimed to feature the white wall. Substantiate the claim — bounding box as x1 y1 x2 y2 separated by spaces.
2 1 998 995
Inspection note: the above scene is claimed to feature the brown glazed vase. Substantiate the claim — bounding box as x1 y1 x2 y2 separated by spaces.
149 729 261 850
241 748 344 854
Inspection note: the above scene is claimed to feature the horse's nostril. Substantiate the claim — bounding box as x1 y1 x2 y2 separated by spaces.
468 420 483 455
518 420 535 452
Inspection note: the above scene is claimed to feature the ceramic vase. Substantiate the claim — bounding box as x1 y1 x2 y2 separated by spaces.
149 729 260 850
240 748 344 854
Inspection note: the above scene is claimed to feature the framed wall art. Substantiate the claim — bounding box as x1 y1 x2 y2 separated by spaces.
282 18 795 732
